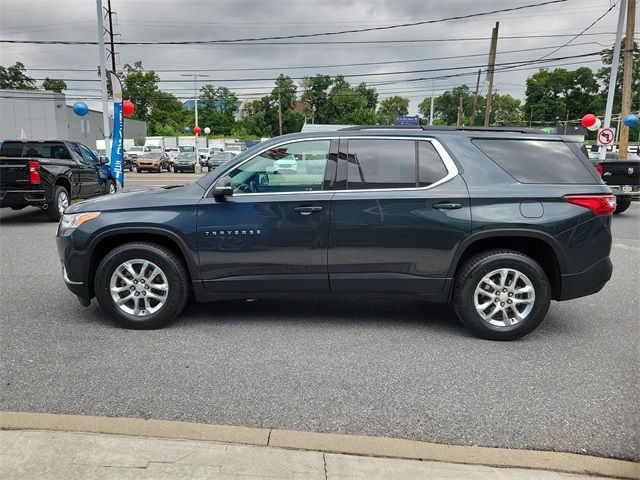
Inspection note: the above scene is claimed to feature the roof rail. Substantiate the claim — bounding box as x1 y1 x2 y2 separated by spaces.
340 125 546 134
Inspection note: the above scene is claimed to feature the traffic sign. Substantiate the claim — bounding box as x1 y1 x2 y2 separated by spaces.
597 127 616 146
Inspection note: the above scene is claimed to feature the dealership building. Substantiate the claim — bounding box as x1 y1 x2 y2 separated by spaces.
0 89 146 150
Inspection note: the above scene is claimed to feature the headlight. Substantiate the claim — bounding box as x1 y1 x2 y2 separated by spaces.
58 212 100 235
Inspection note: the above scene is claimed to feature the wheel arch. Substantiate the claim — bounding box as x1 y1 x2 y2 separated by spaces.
54 176 71 195
449 230 565 301
87 228 199 298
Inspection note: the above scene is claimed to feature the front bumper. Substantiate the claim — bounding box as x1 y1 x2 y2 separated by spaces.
609 185 640 199
558 257 613 301
56 232 92 303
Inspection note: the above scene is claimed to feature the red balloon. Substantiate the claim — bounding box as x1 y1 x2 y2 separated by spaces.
581 114 596 128
193 126 202 135
122 100 135 117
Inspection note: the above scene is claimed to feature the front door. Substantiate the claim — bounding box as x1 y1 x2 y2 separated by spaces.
197 139 336 294
329 137 471 294
71 143 102 197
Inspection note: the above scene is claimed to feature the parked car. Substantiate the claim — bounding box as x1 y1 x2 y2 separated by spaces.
56 127 615 340
205 152 235 170
135 152 170 173
224 144 245 155
590 152 640 214
173 152 197 173
1 140 118 221
125 146 150 160
198 147 212 163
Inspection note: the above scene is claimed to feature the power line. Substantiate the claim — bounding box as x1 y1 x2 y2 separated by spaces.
24 51 603 84
0 0 572 46
537 0 619 60
19 41 605 74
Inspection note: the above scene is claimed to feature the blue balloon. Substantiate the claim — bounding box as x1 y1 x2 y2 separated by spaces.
73 101 89 116
183 127 191 133
623 113 639 128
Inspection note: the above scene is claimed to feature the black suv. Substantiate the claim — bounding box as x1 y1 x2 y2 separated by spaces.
56 127 614 340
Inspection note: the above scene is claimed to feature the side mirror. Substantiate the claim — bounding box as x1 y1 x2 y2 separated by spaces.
99 156 109 165
212 176 233 197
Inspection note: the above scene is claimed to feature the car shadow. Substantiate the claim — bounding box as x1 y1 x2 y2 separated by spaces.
0 208 53 225
177 296 468 335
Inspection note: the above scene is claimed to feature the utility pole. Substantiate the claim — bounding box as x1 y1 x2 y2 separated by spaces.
456 96 463 126
484 22 499 127
600 0 627 161
105 0 117 72
181 73 208 172
96 0 110 158
277 77 283 136
428 78 435 126
618 0 636 160
471 69 481 126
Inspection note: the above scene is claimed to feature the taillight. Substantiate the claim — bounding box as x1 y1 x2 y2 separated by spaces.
595 164 604 176
563 194 616 215
28 160 41 184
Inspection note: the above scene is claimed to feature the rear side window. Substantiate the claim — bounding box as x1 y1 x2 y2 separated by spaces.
472 139 596 184
346 139 448 189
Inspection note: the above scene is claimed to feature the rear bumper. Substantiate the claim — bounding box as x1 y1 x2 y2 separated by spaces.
558 256 613 301
609 185 640 199
0 189 48 208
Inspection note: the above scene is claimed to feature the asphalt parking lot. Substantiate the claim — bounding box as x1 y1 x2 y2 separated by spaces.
0 176 638 462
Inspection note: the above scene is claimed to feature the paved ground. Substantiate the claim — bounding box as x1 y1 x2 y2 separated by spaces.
0 179 638 462
0 429 625 480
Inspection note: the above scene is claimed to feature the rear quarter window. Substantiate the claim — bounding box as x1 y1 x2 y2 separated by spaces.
471 139 597 184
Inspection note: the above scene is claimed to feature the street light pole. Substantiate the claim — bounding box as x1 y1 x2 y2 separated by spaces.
181 73 208 173
96 0 110 157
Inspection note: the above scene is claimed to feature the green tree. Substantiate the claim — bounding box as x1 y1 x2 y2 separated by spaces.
199 84 238 114
121 61 160 123
524 68 601 124
325 76 378 124
42 77 67 93
491 93 523 125
377 96 409 124
0 62 36 90
300 74 333 123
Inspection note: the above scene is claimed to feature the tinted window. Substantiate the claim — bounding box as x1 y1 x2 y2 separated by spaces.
79 144 100 165
472 139 596 184
418 141 449 187
228 140 329 194
346 139 448 189
347 139 416 189
0 141 71 159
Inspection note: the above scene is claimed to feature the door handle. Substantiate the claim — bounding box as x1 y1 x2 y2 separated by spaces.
433 202 462 210
294 205 324 215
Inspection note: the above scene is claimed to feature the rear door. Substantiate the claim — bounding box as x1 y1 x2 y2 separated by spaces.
197 138 336 294
329 137 471 294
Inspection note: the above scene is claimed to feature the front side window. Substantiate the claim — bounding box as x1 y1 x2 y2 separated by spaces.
79 144 100 165
346 139 448 190
228 140 330 194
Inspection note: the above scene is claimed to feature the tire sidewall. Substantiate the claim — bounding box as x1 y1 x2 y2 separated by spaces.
456 253 551 340
46 186 67 221
94 244 188 329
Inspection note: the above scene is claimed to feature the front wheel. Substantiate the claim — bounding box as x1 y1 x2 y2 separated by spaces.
104 179 116 195
94 242 190 329
452 250 551 340
614 198 631 214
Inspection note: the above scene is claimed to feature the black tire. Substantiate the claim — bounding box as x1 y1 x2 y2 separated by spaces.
614 198 631 214
104 179 116 195
46 185 69 222
94 242 190 329
452 249 551 341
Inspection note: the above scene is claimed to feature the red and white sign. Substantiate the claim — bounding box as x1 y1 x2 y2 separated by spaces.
597 128 616 146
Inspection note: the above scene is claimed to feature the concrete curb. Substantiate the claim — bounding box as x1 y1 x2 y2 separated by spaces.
1 411 638 479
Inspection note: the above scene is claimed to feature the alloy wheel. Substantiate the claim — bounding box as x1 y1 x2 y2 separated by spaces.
109 259 169 317
473 268 535 327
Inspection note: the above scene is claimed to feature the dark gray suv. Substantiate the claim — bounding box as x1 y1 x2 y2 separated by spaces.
56 127 614 340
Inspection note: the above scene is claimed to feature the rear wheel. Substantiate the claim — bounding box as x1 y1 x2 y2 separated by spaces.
453 250 550 340
614 198 631 214
46 185 69 222
94 242 190 329
104 179 116 195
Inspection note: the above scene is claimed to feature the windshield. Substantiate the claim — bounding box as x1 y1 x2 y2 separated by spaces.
177 153 195 159
129 147 144 152
140 153 159 159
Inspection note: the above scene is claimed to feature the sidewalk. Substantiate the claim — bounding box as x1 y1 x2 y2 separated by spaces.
1 412 637 480
0 429 624 480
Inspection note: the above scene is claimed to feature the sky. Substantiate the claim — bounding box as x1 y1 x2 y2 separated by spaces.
0 0 631 115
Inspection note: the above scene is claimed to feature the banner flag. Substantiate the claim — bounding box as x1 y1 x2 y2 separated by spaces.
109 72 124 188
